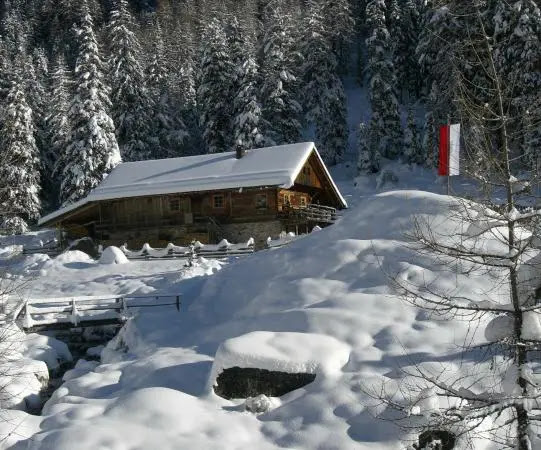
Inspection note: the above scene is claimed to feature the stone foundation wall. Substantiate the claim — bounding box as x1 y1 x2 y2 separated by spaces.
221 221 284 249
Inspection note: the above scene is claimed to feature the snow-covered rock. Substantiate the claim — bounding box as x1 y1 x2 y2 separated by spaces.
23 334 72 370
208 331 351 390
43 251 94 271
99 246 129 265
244 394 276 414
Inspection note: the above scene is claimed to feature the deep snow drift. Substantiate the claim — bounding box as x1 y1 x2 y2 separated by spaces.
0 173 509 449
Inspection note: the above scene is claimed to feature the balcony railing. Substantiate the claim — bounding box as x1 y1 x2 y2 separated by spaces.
279 204 337 224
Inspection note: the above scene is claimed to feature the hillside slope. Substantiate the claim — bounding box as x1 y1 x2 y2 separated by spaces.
6 189 501 450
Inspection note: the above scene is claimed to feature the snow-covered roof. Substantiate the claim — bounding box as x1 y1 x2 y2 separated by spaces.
39 142 347 226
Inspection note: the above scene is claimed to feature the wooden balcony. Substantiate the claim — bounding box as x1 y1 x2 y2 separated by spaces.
279 204 337 225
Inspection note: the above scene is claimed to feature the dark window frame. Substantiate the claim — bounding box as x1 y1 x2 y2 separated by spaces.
169 197 181 212
255 193 268 210
213 194 225 209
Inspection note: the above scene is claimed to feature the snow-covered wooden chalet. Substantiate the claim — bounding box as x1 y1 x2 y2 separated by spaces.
39 143 347 247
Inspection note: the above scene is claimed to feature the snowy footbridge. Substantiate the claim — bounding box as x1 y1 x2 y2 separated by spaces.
11 293 181 332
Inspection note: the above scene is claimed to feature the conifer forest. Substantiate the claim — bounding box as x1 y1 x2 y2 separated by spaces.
0 0 539 232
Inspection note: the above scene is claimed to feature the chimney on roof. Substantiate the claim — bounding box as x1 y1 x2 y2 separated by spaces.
236 147 245 159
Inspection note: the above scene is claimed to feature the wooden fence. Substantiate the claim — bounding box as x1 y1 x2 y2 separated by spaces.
21 239 61 257
12 293 181 332
116 238 255 260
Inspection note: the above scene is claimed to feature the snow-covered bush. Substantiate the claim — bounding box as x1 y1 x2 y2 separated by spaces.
99 246 129 265
0 217 29 235
244 394 273 414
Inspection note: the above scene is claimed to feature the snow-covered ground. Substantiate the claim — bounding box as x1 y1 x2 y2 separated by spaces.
0 167 508 449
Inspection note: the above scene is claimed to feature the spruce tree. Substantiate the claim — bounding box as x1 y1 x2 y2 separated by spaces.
385 0 401 54
0 82 41 233
494 0 541 171
27 48 49 162
60 5 120 205
107 0 151 161
260 0 303 146
394 0 422 99
357 121 380 174
197 17 234 153
415 4 461 119
494 0 541 102
232 55 264 152
175 29 198 157
422 110 437 169
403 107 422 165
523 110 540 174
146 20 188 159
316 79 349 165
365 0 402 160
321 0 355 72
46 56 70 201
301 0 349 164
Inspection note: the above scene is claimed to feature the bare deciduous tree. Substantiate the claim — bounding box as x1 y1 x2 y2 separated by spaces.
365 2 541 449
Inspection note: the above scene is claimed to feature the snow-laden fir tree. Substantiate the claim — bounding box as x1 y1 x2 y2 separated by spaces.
174 28 199 157
107 0 151 161
26 48 49 160
493 0 541 172
45 55 70 202
0 6 30 62
415 4 462 120
403 107 422 165
365 0 402 160
493 0 541 103
60 5 120 205
321 0 355 73
385 0 401 62
232 54 264 153
260 0 303 146
146 20 169 157
146 20 188 159
177 45 197 113
227 16 263 152
0 82 40 234
316 78 349 165
394 0 422 99
522 110 540 175
301 0 348 164
421 108 437 169
197 17 234 153
357 121 380 174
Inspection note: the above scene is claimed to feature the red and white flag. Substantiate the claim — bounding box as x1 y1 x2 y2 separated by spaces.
438 124 460 176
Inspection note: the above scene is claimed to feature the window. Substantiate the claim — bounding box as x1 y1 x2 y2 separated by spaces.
283 193 292 205
302 166 311 176
213 194 225 208
300 196 307 207
169 198 181 212
256 194 268 210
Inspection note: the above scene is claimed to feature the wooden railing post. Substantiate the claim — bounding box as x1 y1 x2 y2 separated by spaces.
23 301 33 330
71 298 79 326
